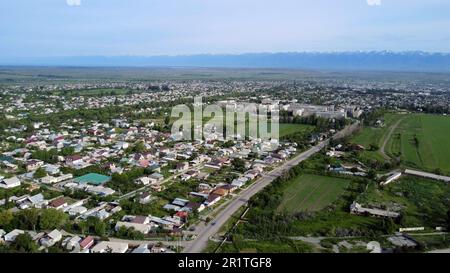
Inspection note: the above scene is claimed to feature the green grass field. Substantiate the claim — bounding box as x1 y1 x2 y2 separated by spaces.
279 123 314 137
352 113 401 147
277 174 351 213
351 113 403 162
217 240 316 253
385 114 450 174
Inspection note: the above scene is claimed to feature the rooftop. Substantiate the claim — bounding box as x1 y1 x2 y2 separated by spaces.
74 173 111 185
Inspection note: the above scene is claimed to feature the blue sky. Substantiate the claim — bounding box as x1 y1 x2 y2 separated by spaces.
1 0 450 58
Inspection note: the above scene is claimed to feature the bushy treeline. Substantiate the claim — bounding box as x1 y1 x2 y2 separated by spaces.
0 208 68 232
280 112 349 132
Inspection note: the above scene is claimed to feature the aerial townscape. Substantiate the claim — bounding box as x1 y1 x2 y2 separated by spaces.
0 68 450 254
1 0 450 264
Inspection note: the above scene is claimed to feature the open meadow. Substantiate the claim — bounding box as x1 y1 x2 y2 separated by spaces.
351 113 403 162
277 174 351 213
385 114 450 174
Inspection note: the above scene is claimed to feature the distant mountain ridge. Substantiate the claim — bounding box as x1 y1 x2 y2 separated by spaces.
2 51 450 72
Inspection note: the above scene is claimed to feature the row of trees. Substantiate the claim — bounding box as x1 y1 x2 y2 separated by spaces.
0 233 39 253
361 108 387 126
31 147 75 164
0 208 68 232
77 216 107 237
280 111 349 131
107 167 146 194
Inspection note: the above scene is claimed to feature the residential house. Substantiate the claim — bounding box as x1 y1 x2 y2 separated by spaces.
231 177 249 188
148 173 164 183
204 194 221 207
139 192 152 204
147 163 161 173
17 193 47 209
132 244 150 254
196 171 210 180
4 229 25 242
173 198 189 207
44 164 60 175
65 155 84 167
68 206 88 216
91 241 129 253
26 159 44 172
48 197 68 210
150 184 163 192
64 236 82 251
176 162 189 172
40 229 62 247
136 176 152 186
189 192 209 199
115 221 151 234
0 176 21 189
131 215 150 224
184 202 205 213
79 236 95 250
163 215 184 227
40 175 57 184
198 183 212 192
244 170 259 180
211 187 229 197
86 186 115 196
138 159 150 168
219 184 236 193
163 204 181 211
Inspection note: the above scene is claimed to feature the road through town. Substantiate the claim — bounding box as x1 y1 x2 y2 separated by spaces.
182 139 329 253
181 122 361 253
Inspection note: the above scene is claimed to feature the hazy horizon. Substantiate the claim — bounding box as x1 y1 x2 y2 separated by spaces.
2 51 450 72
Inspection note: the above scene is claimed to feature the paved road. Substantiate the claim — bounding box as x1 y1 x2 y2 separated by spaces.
182 139 330 253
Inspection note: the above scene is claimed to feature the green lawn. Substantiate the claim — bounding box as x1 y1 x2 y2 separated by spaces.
352 113 401 147
277 174 351 213
351 113 403 161
351 113 403 162
217 240 316 253
351 113 450 173
279 123 314 137
385 114 450 174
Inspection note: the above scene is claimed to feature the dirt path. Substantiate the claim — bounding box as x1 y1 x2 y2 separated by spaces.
380 117 405 161
310 186 333 211
296 183 322 210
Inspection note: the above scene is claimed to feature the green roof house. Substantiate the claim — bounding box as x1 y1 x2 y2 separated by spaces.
74 173 111 185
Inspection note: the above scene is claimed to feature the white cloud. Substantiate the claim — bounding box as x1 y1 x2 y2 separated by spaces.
66 0 81 6
367 0 381 6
